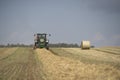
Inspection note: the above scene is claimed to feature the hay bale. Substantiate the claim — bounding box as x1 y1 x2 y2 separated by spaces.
81 41 90 49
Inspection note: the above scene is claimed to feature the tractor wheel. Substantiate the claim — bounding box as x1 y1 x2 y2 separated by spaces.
46 46 49 50
33 46 36 49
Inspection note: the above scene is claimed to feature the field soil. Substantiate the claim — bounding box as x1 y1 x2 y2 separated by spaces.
0 47 120 80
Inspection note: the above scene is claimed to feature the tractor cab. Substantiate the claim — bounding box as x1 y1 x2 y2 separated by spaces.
34 33 49 49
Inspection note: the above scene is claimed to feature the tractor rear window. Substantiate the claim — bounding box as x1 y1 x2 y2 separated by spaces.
38 34 45 38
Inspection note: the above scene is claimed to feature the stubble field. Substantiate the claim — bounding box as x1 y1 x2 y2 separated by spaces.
0 47 120 80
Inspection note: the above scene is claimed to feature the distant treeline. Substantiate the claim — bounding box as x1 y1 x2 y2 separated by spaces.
0 43 94 48
49 43 94 48
0 43 79 48
0 43 33 47
49 43 79 48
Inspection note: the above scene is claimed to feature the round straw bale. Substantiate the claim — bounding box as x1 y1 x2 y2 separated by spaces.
81 41 90 49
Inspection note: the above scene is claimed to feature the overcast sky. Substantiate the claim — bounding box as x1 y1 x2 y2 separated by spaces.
0 0 120 47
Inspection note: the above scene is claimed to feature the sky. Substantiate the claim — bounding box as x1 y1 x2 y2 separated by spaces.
0 0 120 47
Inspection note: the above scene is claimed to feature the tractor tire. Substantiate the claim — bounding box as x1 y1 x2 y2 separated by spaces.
46 46 49 50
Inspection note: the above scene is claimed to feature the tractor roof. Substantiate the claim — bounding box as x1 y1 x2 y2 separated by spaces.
37 33 47 35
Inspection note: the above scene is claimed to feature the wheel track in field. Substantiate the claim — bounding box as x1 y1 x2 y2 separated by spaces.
94 48 120 55
2 64 17 80
105 48 120 52
36 48 120 80
4 64 20 80
94 47 120 54
0 48 9 55
0 47 120 80
0 47 45 80
50 48 120 68
0 48 18 61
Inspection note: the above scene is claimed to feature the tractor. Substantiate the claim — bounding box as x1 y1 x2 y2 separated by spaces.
33 33 50 50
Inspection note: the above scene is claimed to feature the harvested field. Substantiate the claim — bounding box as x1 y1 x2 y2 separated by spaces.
0 47 120 80
50 48 120 67
0 47 44 80
94 47 120 55
0 47 17 60
38 48 120 80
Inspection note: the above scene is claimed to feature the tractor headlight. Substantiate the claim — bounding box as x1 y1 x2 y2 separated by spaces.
40 39 44 42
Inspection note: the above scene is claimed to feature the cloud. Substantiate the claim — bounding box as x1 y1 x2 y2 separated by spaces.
83 0 120 13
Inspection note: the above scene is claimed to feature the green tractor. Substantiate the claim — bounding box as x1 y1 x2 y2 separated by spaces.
33 33 50 50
